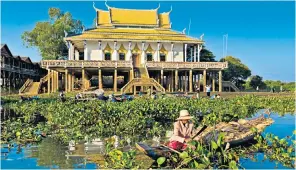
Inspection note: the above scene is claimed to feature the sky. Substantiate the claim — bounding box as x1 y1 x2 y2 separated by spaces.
1 1 295 82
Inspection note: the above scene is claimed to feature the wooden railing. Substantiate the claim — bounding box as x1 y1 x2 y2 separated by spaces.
41 60 133 68
1 64 39 75
19 79 33 94
146 61 228 69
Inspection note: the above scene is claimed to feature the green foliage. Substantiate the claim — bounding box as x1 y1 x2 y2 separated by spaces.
264 80 295 92
220 56 252 88
1 95 295 169
249 75 266 89
21 8 83 60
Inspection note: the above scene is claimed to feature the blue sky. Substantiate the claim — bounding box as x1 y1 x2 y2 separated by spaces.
1 1 295 82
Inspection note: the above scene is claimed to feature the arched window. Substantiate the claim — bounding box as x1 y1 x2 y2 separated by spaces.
119 53 125 60
160 53 166 61
105 52 111 60
146 53 153 61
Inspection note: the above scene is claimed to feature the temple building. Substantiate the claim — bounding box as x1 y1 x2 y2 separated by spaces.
41 2 228 94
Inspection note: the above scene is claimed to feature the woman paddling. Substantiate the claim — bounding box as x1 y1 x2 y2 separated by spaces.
168 110 195 150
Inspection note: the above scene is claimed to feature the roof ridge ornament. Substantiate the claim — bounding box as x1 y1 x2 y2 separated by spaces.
200 33 204 40
168 5 173 14
182 28 186 34
93 2 99 11
105 0 110 9
156 3 160 10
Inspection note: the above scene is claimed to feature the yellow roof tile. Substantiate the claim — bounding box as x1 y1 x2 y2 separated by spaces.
66 28 202 43
159 13 170 28
109 8 158 25
97 11 112 26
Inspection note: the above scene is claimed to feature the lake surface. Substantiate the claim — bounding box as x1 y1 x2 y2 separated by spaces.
1 112 295 169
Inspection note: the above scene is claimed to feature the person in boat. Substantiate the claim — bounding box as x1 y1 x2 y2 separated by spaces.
168 110 195 150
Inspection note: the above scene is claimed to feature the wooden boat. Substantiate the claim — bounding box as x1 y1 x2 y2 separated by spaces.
136 116 274 159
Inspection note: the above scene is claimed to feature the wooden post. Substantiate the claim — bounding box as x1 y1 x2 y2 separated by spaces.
212 72 216 92
82 68 85 90
219 70 222 92
161 69 164 86
65 69 68 92
203 69 207 92
133 86 136 95
175 70 178 91
171 71 174 92
114 69 117 92
189 69 193 92
47 69 51 94
71 73 74 91
51 70 54 93
98 69 103 89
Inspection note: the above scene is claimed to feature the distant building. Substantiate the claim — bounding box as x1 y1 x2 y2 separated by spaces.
41 2 228 94
1 44 46 94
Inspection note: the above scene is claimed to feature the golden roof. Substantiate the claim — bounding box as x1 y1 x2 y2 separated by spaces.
159 13 170 28
110 8 158 26
97 11 112 26
66 28 202 44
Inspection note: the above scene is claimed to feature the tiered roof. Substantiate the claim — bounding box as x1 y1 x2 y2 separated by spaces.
95 3 170 28
65 3 203 48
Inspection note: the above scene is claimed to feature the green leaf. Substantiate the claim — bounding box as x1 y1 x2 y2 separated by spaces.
179 152 189 159
211 140 218 150
157 157 166 166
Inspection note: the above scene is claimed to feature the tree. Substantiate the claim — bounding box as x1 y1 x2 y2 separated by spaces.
186 45 216 62
220 56 251 89
249 75 266 89
22 8 83 60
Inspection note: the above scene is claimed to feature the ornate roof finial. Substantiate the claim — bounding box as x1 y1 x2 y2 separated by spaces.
200 33 204 40
156 3 160 10
105 0 110 9
182 28 186 34
168 5 173 14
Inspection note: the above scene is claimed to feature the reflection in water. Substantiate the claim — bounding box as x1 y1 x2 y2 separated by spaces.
1 138 97 169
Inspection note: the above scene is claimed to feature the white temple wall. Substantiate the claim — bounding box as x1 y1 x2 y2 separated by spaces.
85 40 185 62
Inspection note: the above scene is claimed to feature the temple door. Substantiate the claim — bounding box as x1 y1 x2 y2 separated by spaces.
132 54 140 67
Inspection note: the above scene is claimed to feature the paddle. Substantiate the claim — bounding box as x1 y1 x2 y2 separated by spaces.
191 125 207 140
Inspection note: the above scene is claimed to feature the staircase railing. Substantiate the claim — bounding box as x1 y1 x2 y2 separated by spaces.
222 81 240 92
38 74 49 94
19 79 33 94
121 78 165 94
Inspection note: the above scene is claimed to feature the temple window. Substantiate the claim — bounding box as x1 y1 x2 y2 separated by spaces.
105 52 111 60
119 53 125 60
160 54 166 61
147 53 153 61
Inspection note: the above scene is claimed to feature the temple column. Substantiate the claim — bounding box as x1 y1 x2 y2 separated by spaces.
82 68 85 90
65 69 68 92
184 44 187 62
84 40 88 60
75 49 79 60
51 70 54 93
219 70 222 92
175 70 178 91
47 69 51 94
171 71 174 92
194 45 197 62
197 44 202 62
160 69 164 86
114 69 117 92
189 69 193 92
212 72 216 92
98 68 102 89
71 73 75 91
70 43 74 60
203 69 207 92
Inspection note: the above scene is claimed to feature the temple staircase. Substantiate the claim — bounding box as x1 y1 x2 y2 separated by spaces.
121 64 165 94
222 81 240 92
19 74 49 95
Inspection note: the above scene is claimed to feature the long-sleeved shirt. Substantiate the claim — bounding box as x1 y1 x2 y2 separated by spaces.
170 121 194 143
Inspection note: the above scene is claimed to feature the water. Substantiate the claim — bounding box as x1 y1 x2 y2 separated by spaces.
239 113 295 169
1 113 295 169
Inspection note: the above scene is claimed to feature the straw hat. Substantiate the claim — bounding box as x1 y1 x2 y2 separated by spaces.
176 110 193 120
